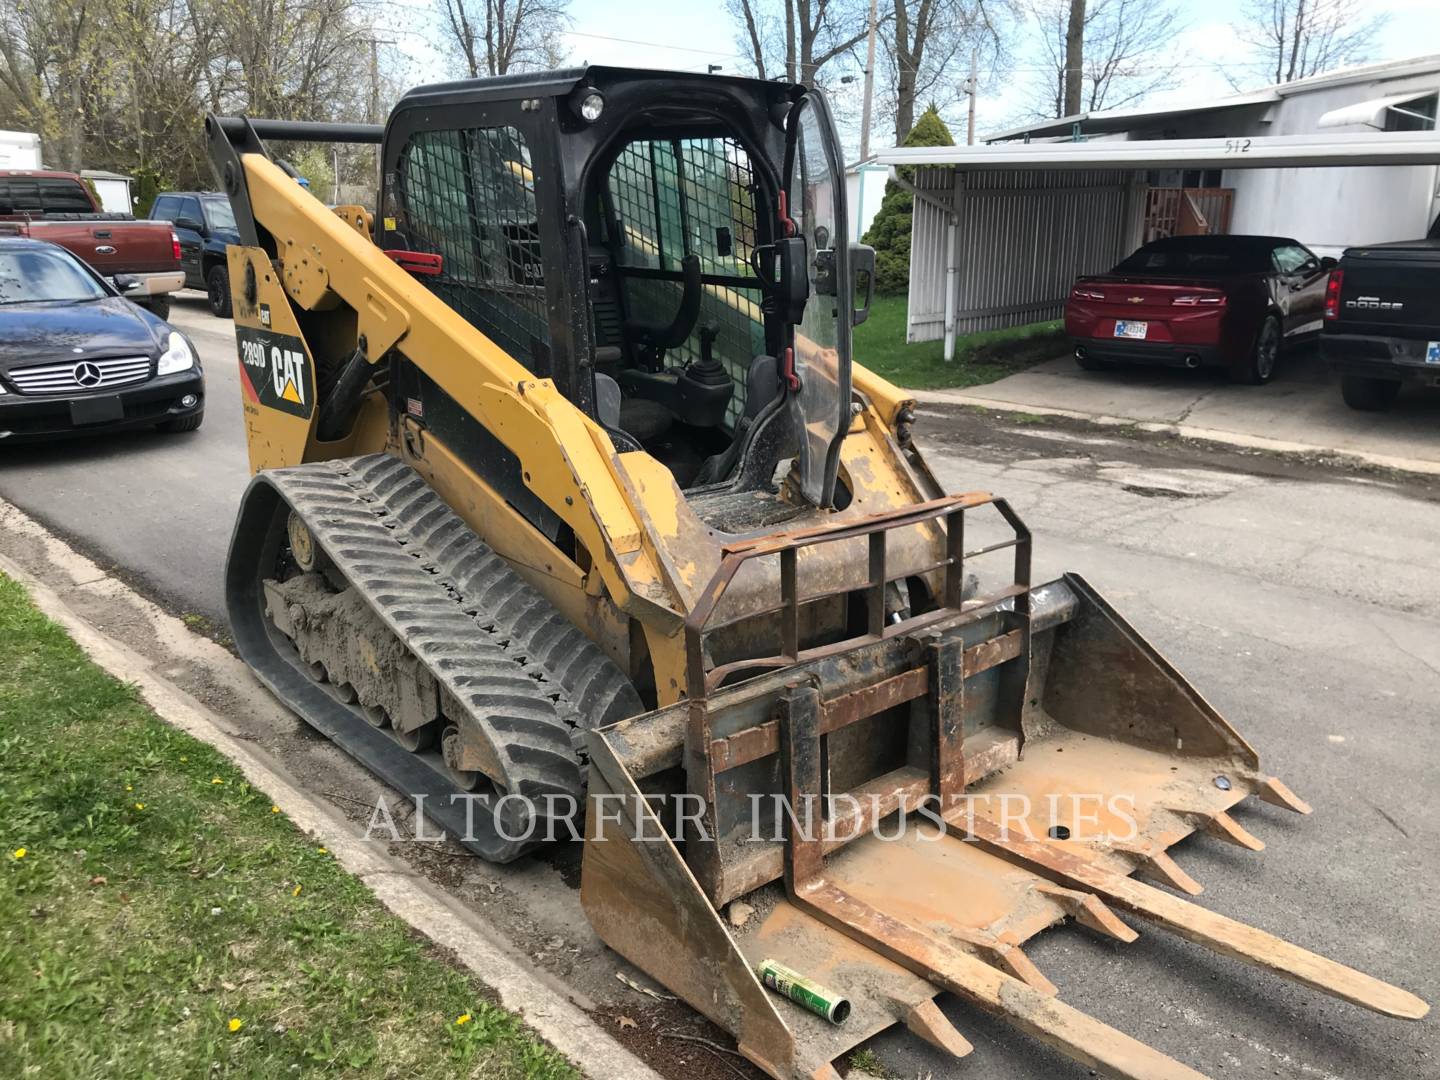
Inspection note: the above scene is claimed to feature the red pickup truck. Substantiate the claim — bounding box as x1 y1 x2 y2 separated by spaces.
0 170 184 317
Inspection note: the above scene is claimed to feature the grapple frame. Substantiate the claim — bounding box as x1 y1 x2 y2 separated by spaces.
581 494 1427 1080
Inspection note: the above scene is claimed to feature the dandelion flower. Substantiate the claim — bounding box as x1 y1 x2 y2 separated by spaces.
211 777 224 785
228 1018 243 1033
317 847 327 854
180 756 187 762
12 848 26 859
292 884 302 897
271 806 281 814
455 1013 472 1026
134 803 145 811
125 785 133 792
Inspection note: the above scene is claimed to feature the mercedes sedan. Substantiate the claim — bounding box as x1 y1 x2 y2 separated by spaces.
0 237 204 440
1065 234 1335 384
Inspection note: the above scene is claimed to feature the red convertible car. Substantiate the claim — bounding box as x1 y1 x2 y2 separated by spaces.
1064 234 1335 384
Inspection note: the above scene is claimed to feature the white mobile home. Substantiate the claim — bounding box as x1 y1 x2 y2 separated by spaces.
885 56 1440 350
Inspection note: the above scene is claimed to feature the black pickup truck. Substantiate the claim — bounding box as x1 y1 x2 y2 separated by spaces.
1321 233 1440 411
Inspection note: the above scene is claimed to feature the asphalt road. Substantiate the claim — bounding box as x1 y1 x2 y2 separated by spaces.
0 292 248 621
0 297 1436 1079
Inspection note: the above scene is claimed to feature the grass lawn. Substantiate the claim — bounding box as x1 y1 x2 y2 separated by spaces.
0 573 576 1079
854 294 1066 391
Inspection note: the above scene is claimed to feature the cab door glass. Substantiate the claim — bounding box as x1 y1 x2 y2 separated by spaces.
785 95 850 507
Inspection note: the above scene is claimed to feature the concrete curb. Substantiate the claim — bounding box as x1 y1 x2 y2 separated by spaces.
0 497 661 1080
910 387 1440 478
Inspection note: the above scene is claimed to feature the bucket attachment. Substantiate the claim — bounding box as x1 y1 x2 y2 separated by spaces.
581 495 1427 1080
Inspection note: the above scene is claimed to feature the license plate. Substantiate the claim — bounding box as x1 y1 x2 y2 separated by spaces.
1426 341 1439 365
70 395 124 426
1114 321 1148 340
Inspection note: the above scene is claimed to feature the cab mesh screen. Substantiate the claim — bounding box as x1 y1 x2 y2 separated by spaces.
605 137 766 425
397 127 549 370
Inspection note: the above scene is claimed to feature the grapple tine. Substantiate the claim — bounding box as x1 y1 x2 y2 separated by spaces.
1037 882 1140 943
792 878 1211 1080
1166 808 1266 852
964 815 1431 1021
984 943 1058 995
902 999 974 1059
1257 776 1313 814
1203 810 1266 851
1123 845 1205 896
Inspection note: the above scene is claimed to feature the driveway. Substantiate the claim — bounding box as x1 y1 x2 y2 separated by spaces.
918 345 1440 472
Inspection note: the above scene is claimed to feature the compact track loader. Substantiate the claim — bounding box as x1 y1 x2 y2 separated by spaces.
208 67 1427 1080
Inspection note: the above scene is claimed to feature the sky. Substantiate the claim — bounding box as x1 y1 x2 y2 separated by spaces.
379 0 1440 154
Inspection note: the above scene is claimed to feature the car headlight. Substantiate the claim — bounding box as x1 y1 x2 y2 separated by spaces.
157 332 195 375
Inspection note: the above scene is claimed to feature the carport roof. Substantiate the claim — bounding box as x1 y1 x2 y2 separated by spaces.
984 54 1440 142
982 91 1280 143
874 131 1440 171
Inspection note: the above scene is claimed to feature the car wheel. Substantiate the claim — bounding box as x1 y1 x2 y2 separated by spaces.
1340 375 1401 412
207 266 233 318
1231 314 1280 385
158 411 204 433
143 295 172 321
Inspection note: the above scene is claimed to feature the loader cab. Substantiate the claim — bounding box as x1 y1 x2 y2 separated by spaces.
379 66 863 510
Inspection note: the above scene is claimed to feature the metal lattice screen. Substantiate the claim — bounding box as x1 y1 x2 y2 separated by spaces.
398 127 549 368
606 137 766 425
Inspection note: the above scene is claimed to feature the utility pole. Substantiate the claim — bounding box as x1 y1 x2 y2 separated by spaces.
965 49 978 146
859 0 878 161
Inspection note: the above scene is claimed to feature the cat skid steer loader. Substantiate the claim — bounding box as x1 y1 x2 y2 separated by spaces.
207 67 1426 1080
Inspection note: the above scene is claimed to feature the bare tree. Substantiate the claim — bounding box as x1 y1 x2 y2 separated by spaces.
882 0 1011 142
1024 0 1179 119
0 0 386 188
727 0 871 84
437 0 570 78
1239 0 1385 84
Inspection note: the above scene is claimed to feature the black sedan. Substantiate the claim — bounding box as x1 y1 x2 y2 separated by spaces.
0 237 204 440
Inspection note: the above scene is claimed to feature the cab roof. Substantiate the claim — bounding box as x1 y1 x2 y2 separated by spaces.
397 64 803 111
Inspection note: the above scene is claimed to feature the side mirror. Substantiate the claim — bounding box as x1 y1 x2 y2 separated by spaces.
112 274 142 293
1320 256 1338 270
849 243 875 326
174 216 205 233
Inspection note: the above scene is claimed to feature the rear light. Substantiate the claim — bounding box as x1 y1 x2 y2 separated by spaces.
1071 286 1105 301
1172 294 1226 306
171 231 181 262
1324 269 1343 320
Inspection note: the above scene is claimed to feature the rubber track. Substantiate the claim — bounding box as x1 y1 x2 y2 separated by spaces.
266 454 640 806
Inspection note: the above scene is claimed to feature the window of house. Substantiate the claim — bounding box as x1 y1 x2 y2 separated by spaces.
1384 93 1438 132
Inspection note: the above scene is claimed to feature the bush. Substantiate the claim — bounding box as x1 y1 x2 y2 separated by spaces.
862 106 955 295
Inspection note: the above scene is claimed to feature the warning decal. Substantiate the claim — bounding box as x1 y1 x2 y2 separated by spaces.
236 326 315 420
